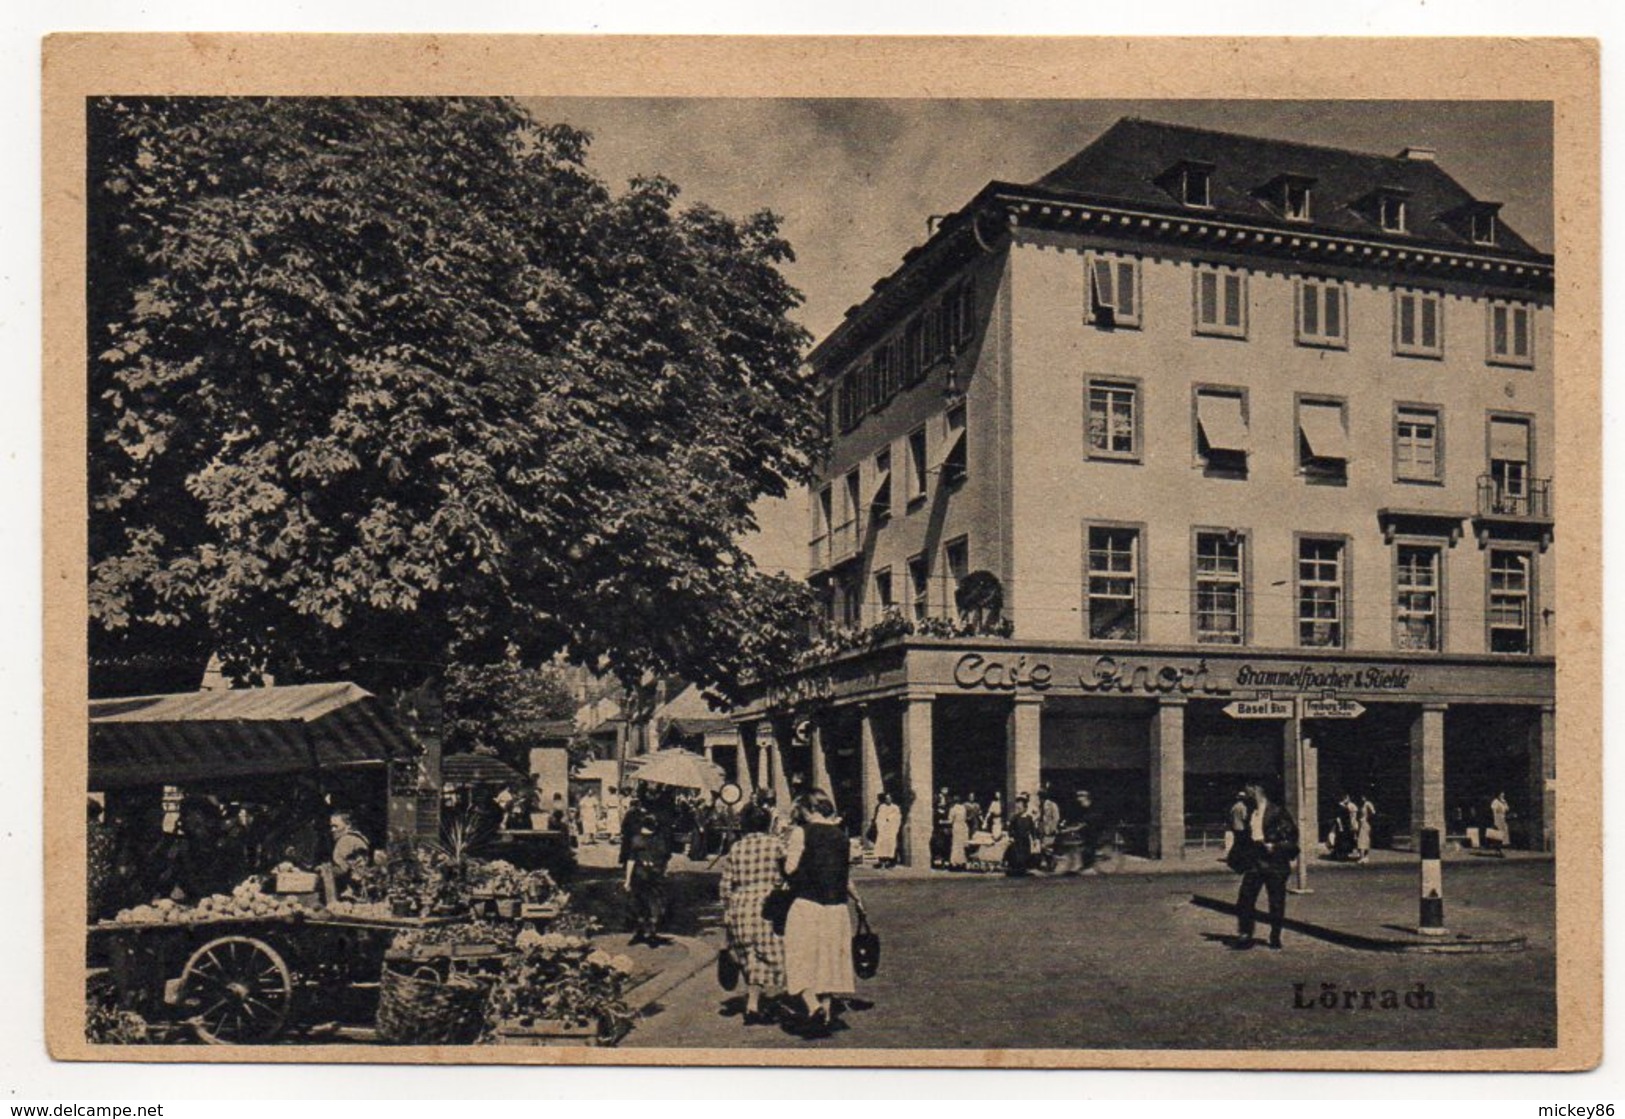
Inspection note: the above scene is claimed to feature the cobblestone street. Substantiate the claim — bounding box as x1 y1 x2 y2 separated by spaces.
626 859 1556 1051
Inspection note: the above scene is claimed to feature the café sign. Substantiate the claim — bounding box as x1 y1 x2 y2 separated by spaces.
952 653 1230 697
950 653 1419 698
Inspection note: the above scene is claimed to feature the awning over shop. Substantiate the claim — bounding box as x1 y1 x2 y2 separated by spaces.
1196 392 1250 452
89 682 410 791
441 752 525 786
1298 401 1349 460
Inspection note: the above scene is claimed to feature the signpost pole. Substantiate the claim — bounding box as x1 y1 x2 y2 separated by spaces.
1289 702 1312 895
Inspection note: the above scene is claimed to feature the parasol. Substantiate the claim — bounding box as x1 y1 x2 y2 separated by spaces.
626 748 725 793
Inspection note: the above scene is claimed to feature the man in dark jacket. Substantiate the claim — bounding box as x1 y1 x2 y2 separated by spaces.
1229 783 1299 950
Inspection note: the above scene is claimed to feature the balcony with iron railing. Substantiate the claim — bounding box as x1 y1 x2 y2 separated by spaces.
1473 474 1554 551
1476 474 1552 519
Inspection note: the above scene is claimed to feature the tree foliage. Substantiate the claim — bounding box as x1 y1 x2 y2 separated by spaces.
441 661 576 772
88 96 822 699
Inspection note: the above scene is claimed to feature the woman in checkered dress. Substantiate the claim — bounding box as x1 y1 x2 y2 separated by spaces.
719 805 787 1023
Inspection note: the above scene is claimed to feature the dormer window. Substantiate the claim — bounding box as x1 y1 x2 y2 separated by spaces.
1284 180 1312 222
1444 200 1503 248
1183 166 1211 208
1158 160 1215 209
1379 192 1409 233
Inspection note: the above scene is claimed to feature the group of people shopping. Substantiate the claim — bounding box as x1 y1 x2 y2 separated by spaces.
1327 792 1378 862
930 786 1097 877
718 789 863 1038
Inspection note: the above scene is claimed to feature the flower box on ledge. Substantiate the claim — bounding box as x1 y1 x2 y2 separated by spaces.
493 1018 599 1047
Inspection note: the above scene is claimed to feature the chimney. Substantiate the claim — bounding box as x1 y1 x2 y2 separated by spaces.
1398 146 1437 162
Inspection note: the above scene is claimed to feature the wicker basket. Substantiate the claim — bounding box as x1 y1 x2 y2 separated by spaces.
376 963 497 1045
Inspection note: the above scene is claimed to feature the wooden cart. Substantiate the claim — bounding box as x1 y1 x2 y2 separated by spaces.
87 912 461 1044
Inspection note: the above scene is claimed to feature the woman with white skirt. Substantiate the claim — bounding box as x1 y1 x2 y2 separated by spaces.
782 790 854 1035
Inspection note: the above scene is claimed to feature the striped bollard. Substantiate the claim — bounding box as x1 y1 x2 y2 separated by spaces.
1418 827 1447 936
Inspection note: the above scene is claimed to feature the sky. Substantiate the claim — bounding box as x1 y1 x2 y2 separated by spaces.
519 98 1554 578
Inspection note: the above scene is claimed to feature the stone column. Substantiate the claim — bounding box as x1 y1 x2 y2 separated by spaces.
1528 704 1556 852
900 692 935 868
735 729 755 798
768 716 794 808
1148 698 1186 860
1006 695 1044 815
809 717 831 794
859 705 884 826
1409 704 1447 844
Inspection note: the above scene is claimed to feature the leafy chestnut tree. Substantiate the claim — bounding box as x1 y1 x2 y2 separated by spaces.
88 97 821 701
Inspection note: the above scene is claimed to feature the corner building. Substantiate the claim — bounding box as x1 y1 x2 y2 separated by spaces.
736 119 1555 867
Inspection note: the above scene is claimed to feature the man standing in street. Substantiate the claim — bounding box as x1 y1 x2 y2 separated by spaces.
1229 783 1300 950
1056 789 1098 876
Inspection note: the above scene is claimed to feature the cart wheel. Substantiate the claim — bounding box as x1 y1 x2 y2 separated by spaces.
180 936 293 1044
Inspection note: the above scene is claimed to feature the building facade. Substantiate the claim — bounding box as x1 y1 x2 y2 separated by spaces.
735 118 1556 866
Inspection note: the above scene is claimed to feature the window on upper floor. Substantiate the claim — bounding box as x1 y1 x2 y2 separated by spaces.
1471 211 1498 246
1193 386 1249 480
1488 549 1534 654
902 319 926 387
1487 300 1535 368
1086 252 1141 329
1193 530 1246 645
940 404 967 486
1394 288 1443 358
1394 543 1443 652
1181 166 1212 208
1087 378 1140 461
873 567 893 614
1379 193 1409 233
1297 397 1350 486
1486 415 1533 514
906 426 928 505
1297 536 1348 649
945 537 970 618
1194 265 1247 338
1297 277 1347 348
1086 525 1141 642
1394 404 1443 484
1283 179 1312 222
839 567 864 628
871 448 892 522
874 341 896 402
908 553 930 622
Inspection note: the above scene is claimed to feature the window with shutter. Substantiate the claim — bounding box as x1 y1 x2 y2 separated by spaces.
1297 278 1347 347
1487 300 1534 367
1194 265 1247 338
1086 253 1140 328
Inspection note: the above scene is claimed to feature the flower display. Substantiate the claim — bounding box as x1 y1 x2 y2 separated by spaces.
484 931 637 1045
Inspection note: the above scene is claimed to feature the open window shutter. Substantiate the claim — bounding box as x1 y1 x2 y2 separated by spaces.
1090 257 1116 314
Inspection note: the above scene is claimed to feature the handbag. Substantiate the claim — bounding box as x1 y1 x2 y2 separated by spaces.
850 893 880 979
761 885 794 934
716 946 741 992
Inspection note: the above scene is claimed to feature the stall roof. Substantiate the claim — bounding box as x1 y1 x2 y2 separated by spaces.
441 752 525 786
89 682 411 790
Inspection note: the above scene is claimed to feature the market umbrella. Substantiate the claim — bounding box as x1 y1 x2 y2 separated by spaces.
441 752 525 786
627 748 725 794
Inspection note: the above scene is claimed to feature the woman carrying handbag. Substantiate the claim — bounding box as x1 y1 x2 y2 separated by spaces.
781 789 856 1037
